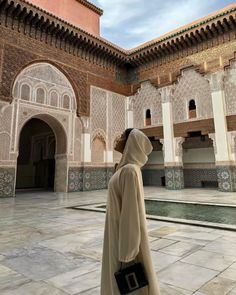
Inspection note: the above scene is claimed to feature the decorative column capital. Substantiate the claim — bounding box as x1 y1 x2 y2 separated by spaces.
208 71 225 93
175 137 185 158
80 116 90 133
208 133 217 155
127 96 134 111
159 139 165 158
160 85 175 103
228 131 236 154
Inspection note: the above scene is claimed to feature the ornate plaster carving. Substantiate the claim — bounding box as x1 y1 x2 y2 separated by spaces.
175 137 185 158
160 85 175 103
208 71 225 93
224 63 236 116
12 63 76 112
173 69 213 123
208 133 217 155
130 81 162 128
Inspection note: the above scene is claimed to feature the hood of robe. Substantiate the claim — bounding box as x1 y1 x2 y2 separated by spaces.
117 129 153 170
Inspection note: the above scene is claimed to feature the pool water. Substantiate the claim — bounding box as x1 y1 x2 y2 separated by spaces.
144 200 236 225
99 200 236 225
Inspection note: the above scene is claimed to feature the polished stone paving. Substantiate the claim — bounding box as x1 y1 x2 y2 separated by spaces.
0 188 236 294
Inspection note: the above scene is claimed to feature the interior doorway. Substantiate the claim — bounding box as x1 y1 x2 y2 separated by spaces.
16 118 56 191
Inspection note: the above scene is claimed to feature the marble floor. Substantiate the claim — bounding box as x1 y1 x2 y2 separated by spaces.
0 188 236 294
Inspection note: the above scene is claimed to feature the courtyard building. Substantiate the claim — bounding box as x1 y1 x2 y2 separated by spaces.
1 0 236 197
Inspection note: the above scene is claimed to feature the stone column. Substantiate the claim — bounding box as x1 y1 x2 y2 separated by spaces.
81 117 91 163
54 154 68 192
105 93 113 164
127 97 134 128
209 71 235 191
228 131 236 191
161 86 184 190
104 150 113 163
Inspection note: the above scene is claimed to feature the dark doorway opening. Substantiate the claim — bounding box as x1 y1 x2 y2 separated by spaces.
16 118 56 191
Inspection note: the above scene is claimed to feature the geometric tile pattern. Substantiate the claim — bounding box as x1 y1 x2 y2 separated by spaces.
131 81 162 128
224 63 236 116
110 92 126 147
217 166 236 192
142 169 165 186
90 87 126 151
165 167 184 190
184 169 218 188
90 87 107 136
173 69 213 123
0 167 15 197
68 167 84 192
68 167 114 192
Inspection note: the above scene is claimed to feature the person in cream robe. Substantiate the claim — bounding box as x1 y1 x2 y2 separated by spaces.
101 129 160 295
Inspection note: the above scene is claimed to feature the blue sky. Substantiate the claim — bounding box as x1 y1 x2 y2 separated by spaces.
91 0 236 49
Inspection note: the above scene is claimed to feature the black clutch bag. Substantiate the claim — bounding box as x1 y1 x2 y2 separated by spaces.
114 262 148 295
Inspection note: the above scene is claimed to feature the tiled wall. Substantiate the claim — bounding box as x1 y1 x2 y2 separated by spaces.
217 166 236 192
68 167 114 192
165 167 184 190
184 169 218 188
0 167 15 197
142 169 165 186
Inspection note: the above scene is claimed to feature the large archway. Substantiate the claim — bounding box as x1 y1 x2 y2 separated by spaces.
16 114 68 193
16 119 56 191
10 62 79 194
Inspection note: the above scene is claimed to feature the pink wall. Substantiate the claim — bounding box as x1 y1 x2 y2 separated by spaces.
27 0 101 35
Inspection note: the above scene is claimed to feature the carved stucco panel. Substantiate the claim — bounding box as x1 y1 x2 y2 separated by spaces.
225 64 236 116
0 102 13 133
90 86 126 151
12 63 76 112
0 132 11 160
110 92 126 148
90 87 107 134
73 117 82 163
173 69 213 123
131 81 162 129
175 137 185 158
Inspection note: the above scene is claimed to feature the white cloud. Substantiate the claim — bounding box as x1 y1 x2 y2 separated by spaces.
92 0 236 49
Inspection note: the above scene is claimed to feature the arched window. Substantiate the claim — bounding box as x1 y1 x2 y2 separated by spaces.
63 94 71 109
188 99 197 119
145 109 151 126
50 91 59 107
36 88 46 104
20 84 30 100
91 137 105 163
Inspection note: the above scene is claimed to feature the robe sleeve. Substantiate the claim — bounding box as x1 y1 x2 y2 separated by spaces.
119 167 141 263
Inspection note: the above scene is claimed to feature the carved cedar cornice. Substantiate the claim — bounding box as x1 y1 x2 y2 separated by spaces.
0 0 127 67
0 0 236 68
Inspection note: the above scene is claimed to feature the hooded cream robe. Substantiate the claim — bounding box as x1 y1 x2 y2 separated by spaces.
101 129 160 295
